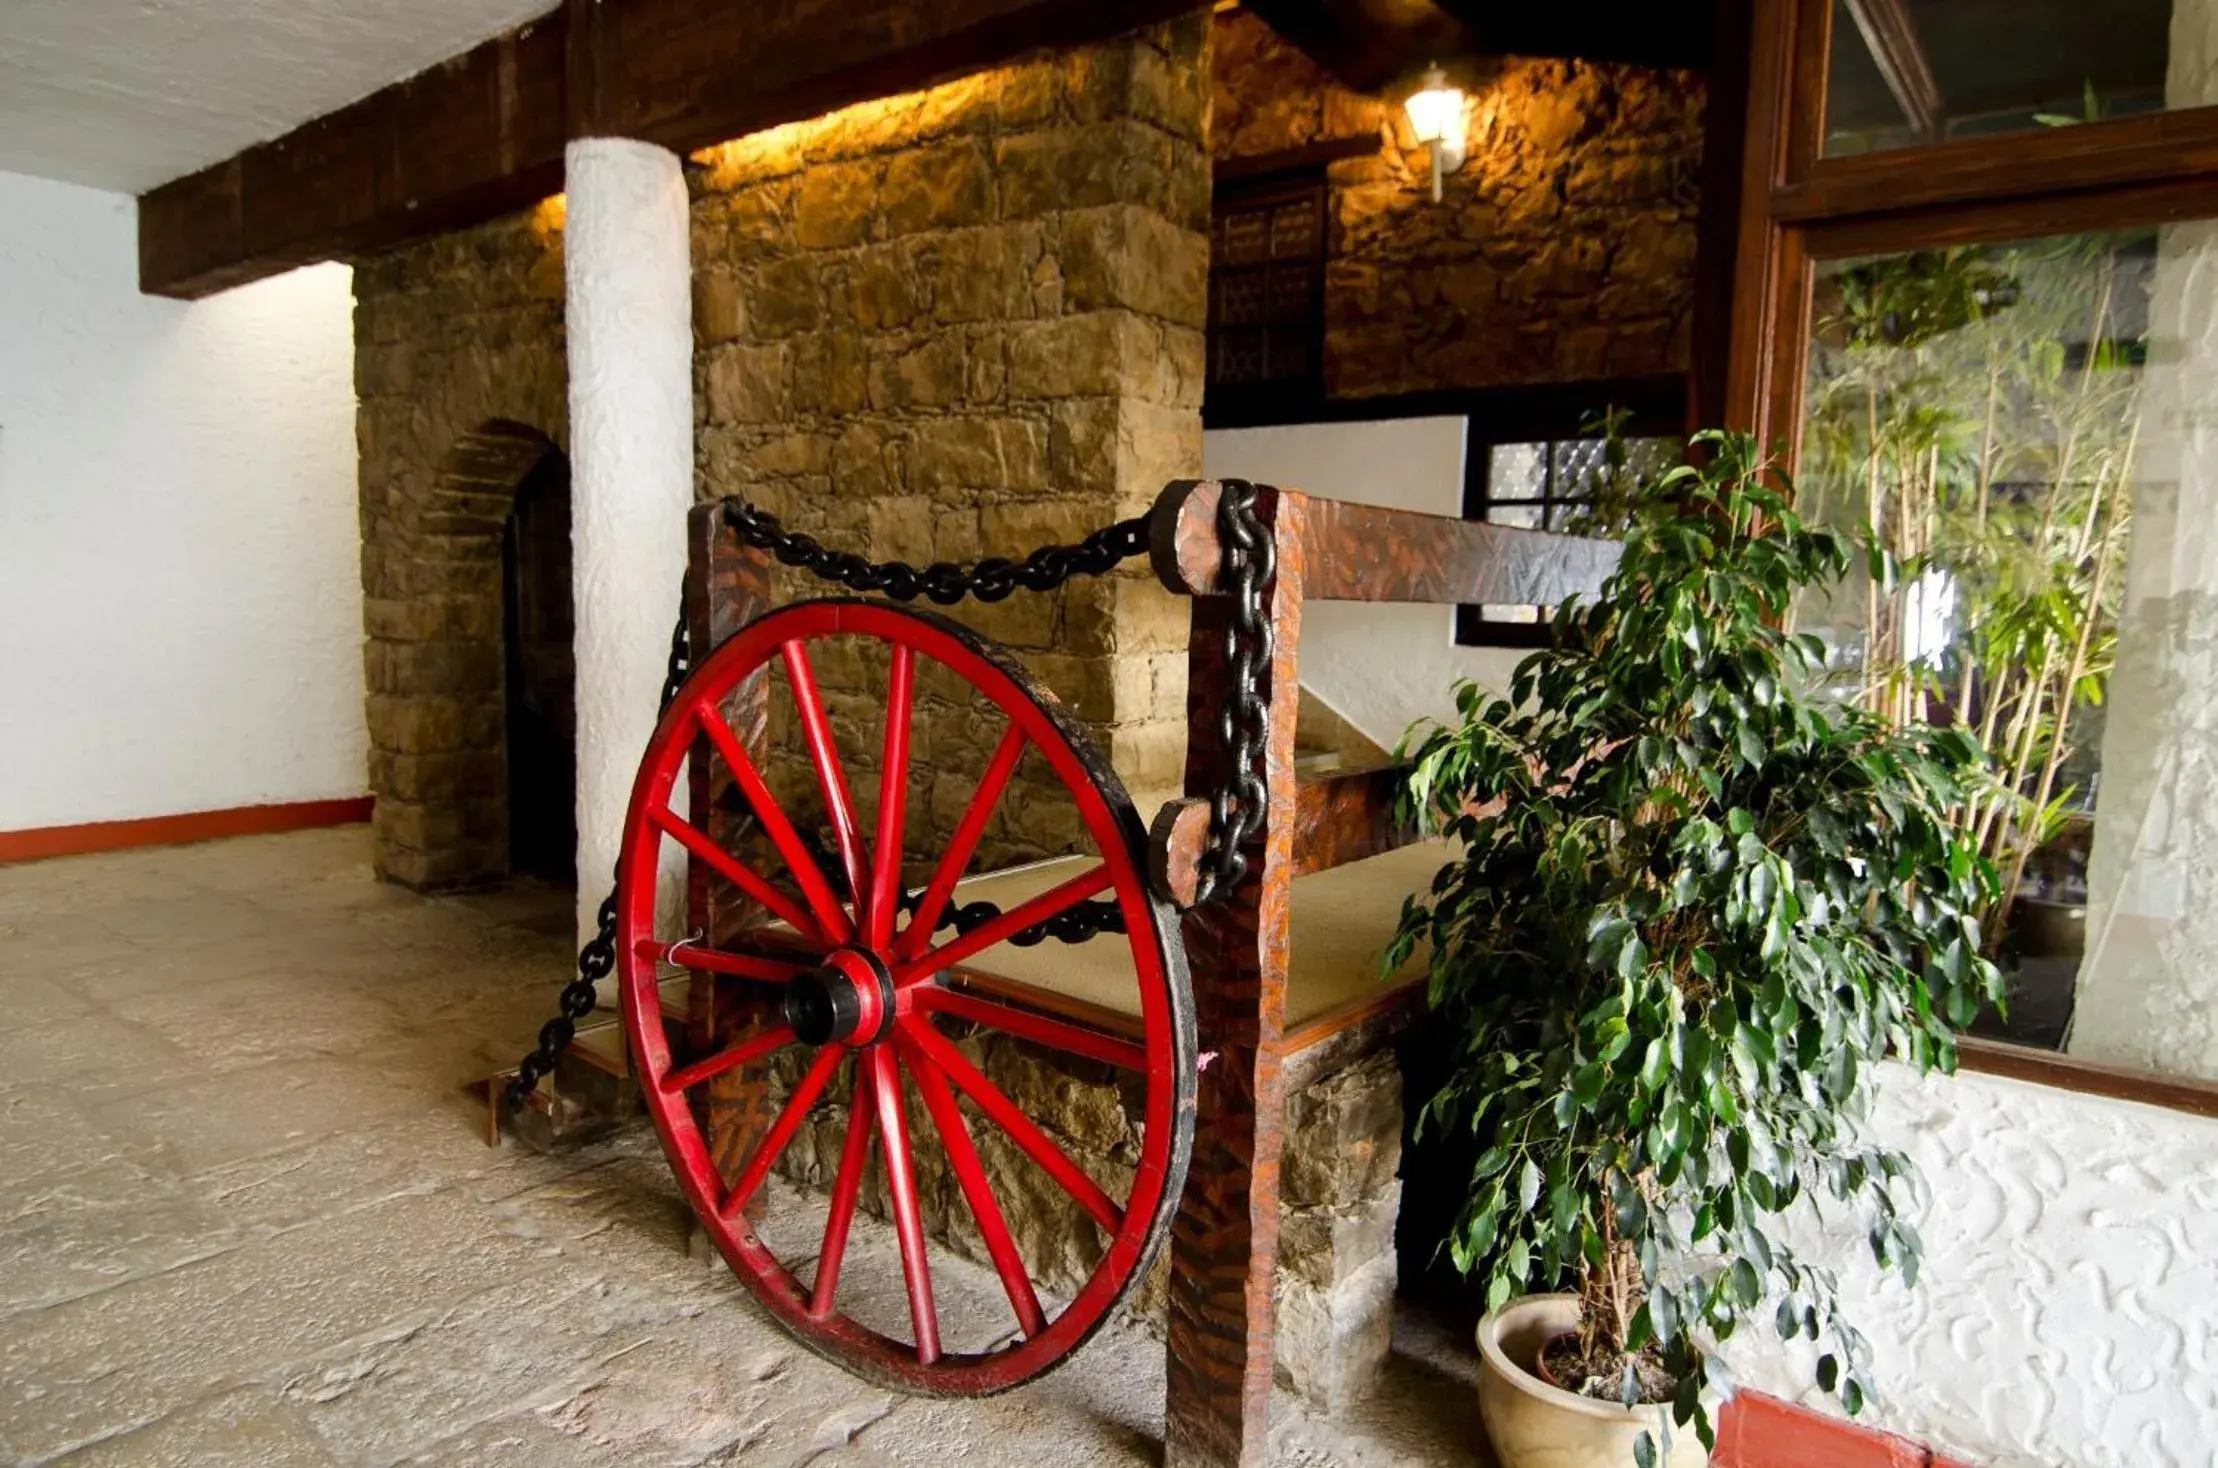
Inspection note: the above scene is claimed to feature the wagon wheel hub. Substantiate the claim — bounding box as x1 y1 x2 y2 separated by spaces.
785 947 896 1048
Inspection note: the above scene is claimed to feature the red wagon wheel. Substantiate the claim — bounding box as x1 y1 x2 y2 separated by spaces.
614 598 1194 1395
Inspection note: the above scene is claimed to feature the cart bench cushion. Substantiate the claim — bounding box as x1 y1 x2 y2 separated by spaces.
941 836 1448 1044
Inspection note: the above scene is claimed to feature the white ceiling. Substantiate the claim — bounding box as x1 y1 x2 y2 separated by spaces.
0 0 557 195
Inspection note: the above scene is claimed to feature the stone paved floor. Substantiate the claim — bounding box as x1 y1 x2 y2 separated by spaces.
0 827 1491 1466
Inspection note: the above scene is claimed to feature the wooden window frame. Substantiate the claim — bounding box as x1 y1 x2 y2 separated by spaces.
1205 166 1331 415
1708 0 2218 1119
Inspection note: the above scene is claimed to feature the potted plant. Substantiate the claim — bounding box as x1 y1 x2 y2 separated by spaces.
1389 432 2004 1467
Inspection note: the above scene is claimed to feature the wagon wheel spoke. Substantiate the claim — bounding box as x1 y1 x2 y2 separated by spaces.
913 986 1146 1072
899 1031 1047 1338
696 705 854 944
895 863 1115 985
783 640 869 914
645 939 808 984
901 1017 1123 1234
650 806 822 941
719 1044 845 1221
864 645 915 950
869 1046 942 1363
809 1066 878 1320
896 723 1027 961
661 1023 797 1095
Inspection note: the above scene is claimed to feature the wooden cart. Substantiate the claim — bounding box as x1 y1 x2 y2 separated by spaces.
609 480 1615 1466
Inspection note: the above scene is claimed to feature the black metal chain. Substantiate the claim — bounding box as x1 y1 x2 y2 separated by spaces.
1190 480 1275 907
506 486 1270 1113
720 499 1150 605
897 887 1127 947
505 609 696 1114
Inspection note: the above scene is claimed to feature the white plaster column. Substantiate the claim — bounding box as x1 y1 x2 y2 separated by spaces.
565 136 694 948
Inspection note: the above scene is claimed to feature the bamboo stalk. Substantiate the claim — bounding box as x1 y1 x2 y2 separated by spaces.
2004 420 2138 910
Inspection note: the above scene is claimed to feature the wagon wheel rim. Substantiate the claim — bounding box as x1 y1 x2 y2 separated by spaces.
614 598 1194 1395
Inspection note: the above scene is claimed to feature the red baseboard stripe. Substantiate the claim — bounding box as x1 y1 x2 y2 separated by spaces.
0 796 374 865
1716 1393 1971 1468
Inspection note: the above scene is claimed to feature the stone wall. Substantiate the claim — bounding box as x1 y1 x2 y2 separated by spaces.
1210 8 1703 399
689 19 1211 871
353 203 569 889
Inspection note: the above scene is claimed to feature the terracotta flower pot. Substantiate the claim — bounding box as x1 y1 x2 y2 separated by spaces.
1476 1294 1709 1468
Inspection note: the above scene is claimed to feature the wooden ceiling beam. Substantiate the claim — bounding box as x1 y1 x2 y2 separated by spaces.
139 0 1205 300
1236 0 1450 93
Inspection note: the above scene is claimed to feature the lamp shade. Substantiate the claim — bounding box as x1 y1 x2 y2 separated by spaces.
1404 65 1464 145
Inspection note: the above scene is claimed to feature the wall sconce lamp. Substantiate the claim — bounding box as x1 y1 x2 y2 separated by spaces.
1404 64 1468 203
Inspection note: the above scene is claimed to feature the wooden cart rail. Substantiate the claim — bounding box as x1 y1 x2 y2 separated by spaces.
1145 477 1619 1468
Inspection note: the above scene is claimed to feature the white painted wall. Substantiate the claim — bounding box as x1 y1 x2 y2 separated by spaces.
1202 417 1524 751
0 170 363 832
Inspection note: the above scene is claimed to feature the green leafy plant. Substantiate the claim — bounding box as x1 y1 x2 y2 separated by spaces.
1390 431 2005 1462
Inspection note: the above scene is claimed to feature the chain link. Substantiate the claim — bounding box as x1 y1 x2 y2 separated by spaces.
504 608 696 1115
507 487 1272 1114
1189 480 1275 907
721 498 1149 605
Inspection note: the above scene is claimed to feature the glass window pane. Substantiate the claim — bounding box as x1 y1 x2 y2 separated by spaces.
1485 501 1545 530
1794 226 2218 1076
1824 0 2175 157
1489 443 1548 500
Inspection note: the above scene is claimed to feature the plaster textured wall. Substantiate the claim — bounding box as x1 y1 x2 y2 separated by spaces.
1202 417 1522 749
1209 10 1703 399
0 170 363 832
1724 1066 2218 1467
353 204 568 889
566 138 696 942
689 19 1211 865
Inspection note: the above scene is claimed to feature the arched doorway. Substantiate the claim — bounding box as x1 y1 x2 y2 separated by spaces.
501 447 576 883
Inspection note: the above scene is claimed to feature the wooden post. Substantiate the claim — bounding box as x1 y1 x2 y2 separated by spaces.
684 503 778 1193
1162 486 1307 1468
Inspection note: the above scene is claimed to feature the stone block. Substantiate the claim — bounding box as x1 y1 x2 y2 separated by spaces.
926 227 1040 325
382 750 505 804
795 159 879 249
881 140 992 236
903 418 1048 496
364 695 501 756
1283 1049 1404 1210
1007 313 1126 400
696 270 747 343
704 342 792 425
1103 717 1187 792
751 256 822 336
1060 205 1208 324
1065 574 1191 656
791 329 869 416
1274 1251 1397 1414
866 332 966 412
847 242 924 330
996 124 1150 219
